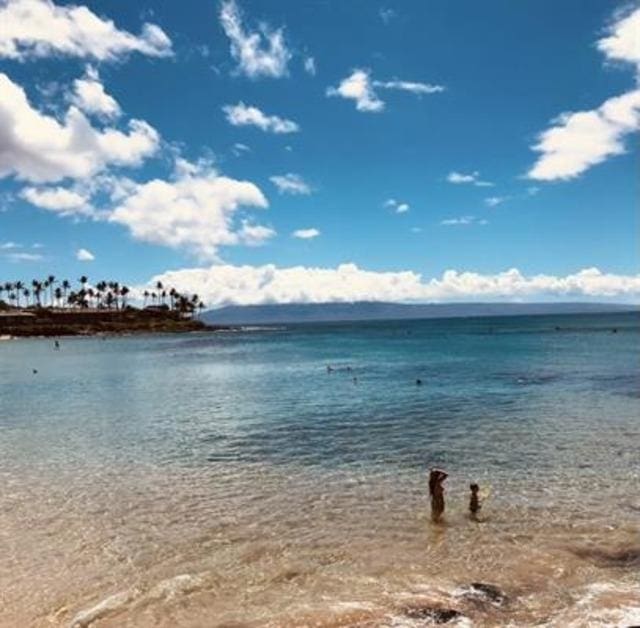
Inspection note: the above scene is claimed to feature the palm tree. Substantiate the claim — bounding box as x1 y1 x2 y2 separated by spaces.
54 286 62 307
14 281 24 307
120 285 129 308
47 275 55 306
62 279 71 307
79 276 88 305
143 290 149 307
32 280 42 307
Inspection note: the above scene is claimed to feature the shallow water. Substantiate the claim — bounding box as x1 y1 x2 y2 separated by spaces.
1 312 639 626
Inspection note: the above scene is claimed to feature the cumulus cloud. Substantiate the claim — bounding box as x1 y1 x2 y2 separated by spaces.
270 173 311 195
108 160 272 259
223 102 299 133
327 69 444 112
20 185 91 214
0 72 160 183
76 247 94 261
446 171 494 187
71 66 120 118
0 0 172 61
597 8 640 66
527 89 640 180
327 69 385 112
292 228 320 239
147 263 640 307
527 8 640 181
440 215 487 226
219 0 290 79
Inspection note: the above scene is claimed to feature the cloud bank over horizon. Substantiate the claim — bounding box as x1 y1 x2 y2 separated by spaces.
147 263 640 307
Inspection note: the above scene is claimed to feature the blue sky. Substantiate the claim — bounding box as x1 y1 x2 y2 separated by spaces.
0 0 638 304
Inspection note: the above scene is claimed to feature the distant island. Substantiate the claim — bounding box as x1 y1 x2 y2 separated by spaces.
0 275 218 337
203 301 638 325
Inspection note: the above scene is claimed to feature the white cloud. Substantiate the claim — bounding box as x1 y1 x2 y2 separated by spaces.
71 66 120 119
292 228 320 239
148 263 640 306
0 0 172 61
527 89 640 181
238 221 275 246
21 185 90 214
5 252 44 262
231 142 251 156
304 56 316 75
0 72 159 183
597 8 640 67
484 196 506 207
527 8 640 181
446 171 494 187
440 215 487 226
76 247 94 261
223 102 299 133
108 160 271 259
373 79 445 95
219 0 290 79
0 241 21 249
270 173 311 195
327 69 385 112
327 69 444 112
385 198 410 213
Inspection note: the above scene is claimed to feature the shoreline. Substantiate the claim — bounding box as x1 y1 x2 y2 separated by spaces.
0 306 229 338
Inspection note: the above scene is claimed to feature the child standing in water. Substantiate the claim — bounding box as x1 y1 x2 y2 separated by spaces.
469 483 481 519
428 469 448 522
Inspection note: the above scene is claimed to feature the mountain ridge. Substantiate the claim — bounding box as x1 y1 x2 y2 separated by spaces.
203 301 637 325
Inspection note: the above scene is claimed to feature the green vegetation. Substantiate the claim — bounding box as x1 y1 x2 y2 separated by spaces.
0 276 205 317
0 276 214 337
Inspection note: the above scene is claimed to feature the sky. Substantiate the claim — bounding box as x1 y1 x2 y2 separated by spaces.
0 0 639 305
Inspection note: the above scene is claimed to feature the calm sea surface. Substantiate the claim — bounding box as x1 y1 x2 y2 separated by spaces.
1 312 639 626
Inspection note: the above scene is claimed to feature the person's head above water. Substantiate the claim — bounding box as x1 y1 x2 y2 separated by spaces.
470 483 479 493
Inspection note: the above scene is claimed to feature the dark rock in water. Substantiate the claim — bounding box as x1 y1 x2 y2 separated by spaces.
571 545 640 567
467 582 507 605
402 605 463 623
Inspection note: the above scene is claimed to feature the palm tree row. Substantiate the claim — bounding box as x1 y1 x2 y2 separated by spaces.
143 281 205 317
0 276 205 317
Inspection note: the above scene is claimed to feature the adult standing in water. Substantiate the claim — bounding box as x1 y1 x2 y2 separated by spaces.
429 468 448 522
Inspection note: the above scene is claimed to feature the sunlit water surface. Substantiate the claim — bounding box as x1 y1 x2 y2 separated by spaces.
1 313 639 627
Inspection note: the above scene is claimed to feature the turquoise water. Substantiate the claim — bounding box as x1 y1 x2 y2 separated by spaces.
1 312 639 626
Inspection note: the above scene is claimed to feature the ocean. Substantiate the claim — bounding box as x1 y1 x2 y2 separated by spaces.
1 311 639 627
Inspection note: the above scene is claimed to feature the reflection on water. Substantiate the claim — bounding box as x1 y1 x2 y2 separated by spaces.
0 312 639 626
